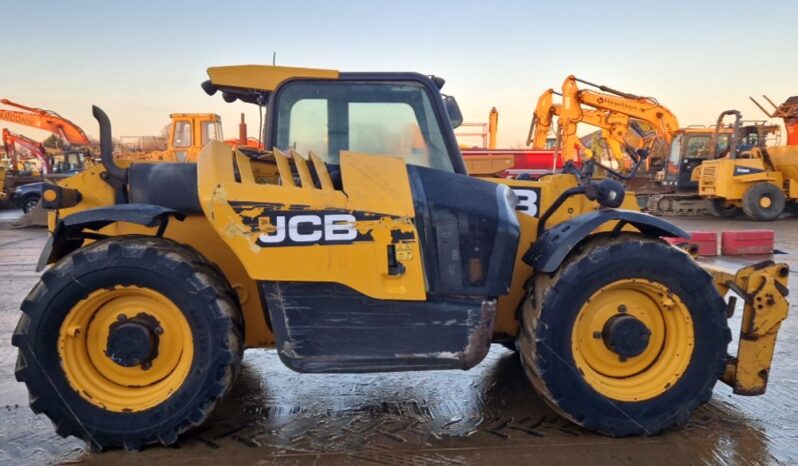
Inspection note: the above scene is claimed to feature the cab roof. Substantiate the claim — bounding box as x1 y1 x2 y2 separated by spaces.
202 65 340 104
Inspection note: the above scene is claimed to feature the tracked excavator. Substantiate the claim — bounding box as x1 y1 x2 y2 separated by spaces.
0 99 91 146
647 115 781 216
526 78 787 217
528 88 647 169
2 129 48 175
0 99 94 225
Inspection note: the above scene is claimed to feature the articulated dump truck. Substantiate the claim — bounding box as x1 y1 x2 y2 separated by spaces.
12 65 790 450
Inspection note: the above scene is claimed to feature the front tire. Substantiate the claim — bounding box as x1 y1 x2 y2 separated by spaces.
742 182 785 221
12 236 243 450
518 234 729 436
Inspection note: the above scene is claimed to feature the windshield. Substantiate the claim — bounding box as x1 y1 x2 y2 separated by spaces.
172 121 192 148
274 81 454 172
684 134 729 158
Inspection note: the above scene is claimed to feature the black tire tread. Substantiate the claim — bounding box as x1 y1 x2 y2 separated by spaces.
518 234 729 436
12 235 244 451
742 182 786 221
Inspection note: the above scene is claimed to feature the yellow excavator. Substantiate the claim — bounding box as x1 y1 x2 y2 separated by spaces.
528 77 681 181
529 88 644 169
526 77 788 217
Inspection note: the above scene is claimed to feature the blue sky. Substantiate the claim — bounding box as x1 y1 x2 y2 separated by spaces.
1 0 796 147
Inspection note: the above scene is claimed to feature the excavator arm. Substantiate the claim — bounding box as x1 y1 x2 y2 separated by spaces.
563 76 679 144
2 128 50 174
539 76 679 164
529 87 638 168
0 99 90 146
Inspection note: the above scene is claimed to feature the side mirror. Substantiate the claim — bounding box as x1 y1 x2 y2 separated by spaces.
443 95 463 129
584 178 625 208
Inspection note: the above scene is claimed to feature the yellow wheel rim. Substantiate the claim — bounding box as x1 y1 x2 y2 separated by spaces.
571 279 694 402
58 286 193 413
759 196 772 208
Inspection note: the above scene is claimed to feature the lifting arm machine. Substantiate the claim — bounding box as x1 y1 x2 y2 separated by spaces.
530 76 680 167
2 128 50 174
0 99 90 147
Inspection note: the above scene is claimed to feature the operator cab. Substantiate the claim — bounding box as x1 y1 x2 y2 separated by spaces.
201 66 466 174
663 130 729 190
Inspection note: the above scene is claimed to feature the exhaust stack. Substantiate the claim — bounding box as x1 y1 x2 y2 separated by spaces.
239 113 247 145
91 105 127 184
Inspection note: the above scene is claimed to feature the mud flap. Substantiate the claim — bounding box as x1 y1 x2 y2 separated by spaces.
261 281 496 373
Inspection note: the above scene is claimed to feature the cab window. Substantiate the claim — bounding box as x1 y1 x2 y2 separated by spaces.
201 120 223 146
172 121 192 148
684 134 729 158
274 81 454 172
667 136 682 171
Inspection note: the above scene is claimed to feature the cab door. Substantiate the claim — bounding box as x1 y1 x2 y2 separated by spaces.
201 76 519 372
170 119 192 162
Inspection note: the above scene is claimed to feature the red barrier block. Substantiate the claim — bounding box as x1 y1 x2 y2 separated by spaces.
721 230 774 255
687 231 718 256
663 231 718 256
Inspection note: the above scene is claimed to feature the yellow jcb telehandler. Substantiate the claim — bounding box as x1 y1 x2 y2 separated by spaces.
12 65 790 451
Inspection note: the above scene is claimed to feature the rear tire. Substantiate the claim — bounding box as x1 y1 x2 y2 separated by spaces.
742 183 785 221
12 236 243 451
709 199 741 218
518 234 729 436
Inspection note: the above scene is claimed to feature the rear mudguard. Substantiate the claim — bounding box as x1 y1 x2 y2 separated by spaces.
37 203 184 271
524 208 689 273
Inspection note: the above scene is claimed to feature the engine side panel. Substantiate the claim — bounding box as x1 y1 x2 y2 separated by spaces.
198 143 427 301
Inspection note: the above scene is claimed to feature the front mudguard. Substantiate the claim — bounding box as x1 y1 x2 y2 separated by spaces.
523 208 689 273
37 203 184 271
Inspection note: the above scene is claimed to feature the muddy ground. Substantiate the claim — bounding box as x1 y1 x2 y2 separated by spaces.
0 211 796 465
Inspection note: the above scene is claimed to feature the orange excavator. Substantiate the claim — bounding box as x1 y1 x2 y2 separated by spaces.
0 99 93 225
0 99 90 147
2 128 48 174
0 98 93 178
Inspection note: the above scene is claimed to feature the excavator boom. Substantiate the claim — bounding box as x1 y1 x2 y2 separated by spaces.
530 76 679 167
562 76 680 144
2 128 50 174
529 89 556 148
0 99 90 146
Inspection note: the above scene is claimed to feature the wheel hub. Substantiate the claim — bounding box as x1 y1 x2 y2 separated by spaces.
571 279 695 402
106 312 161 369
602 314 651 359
